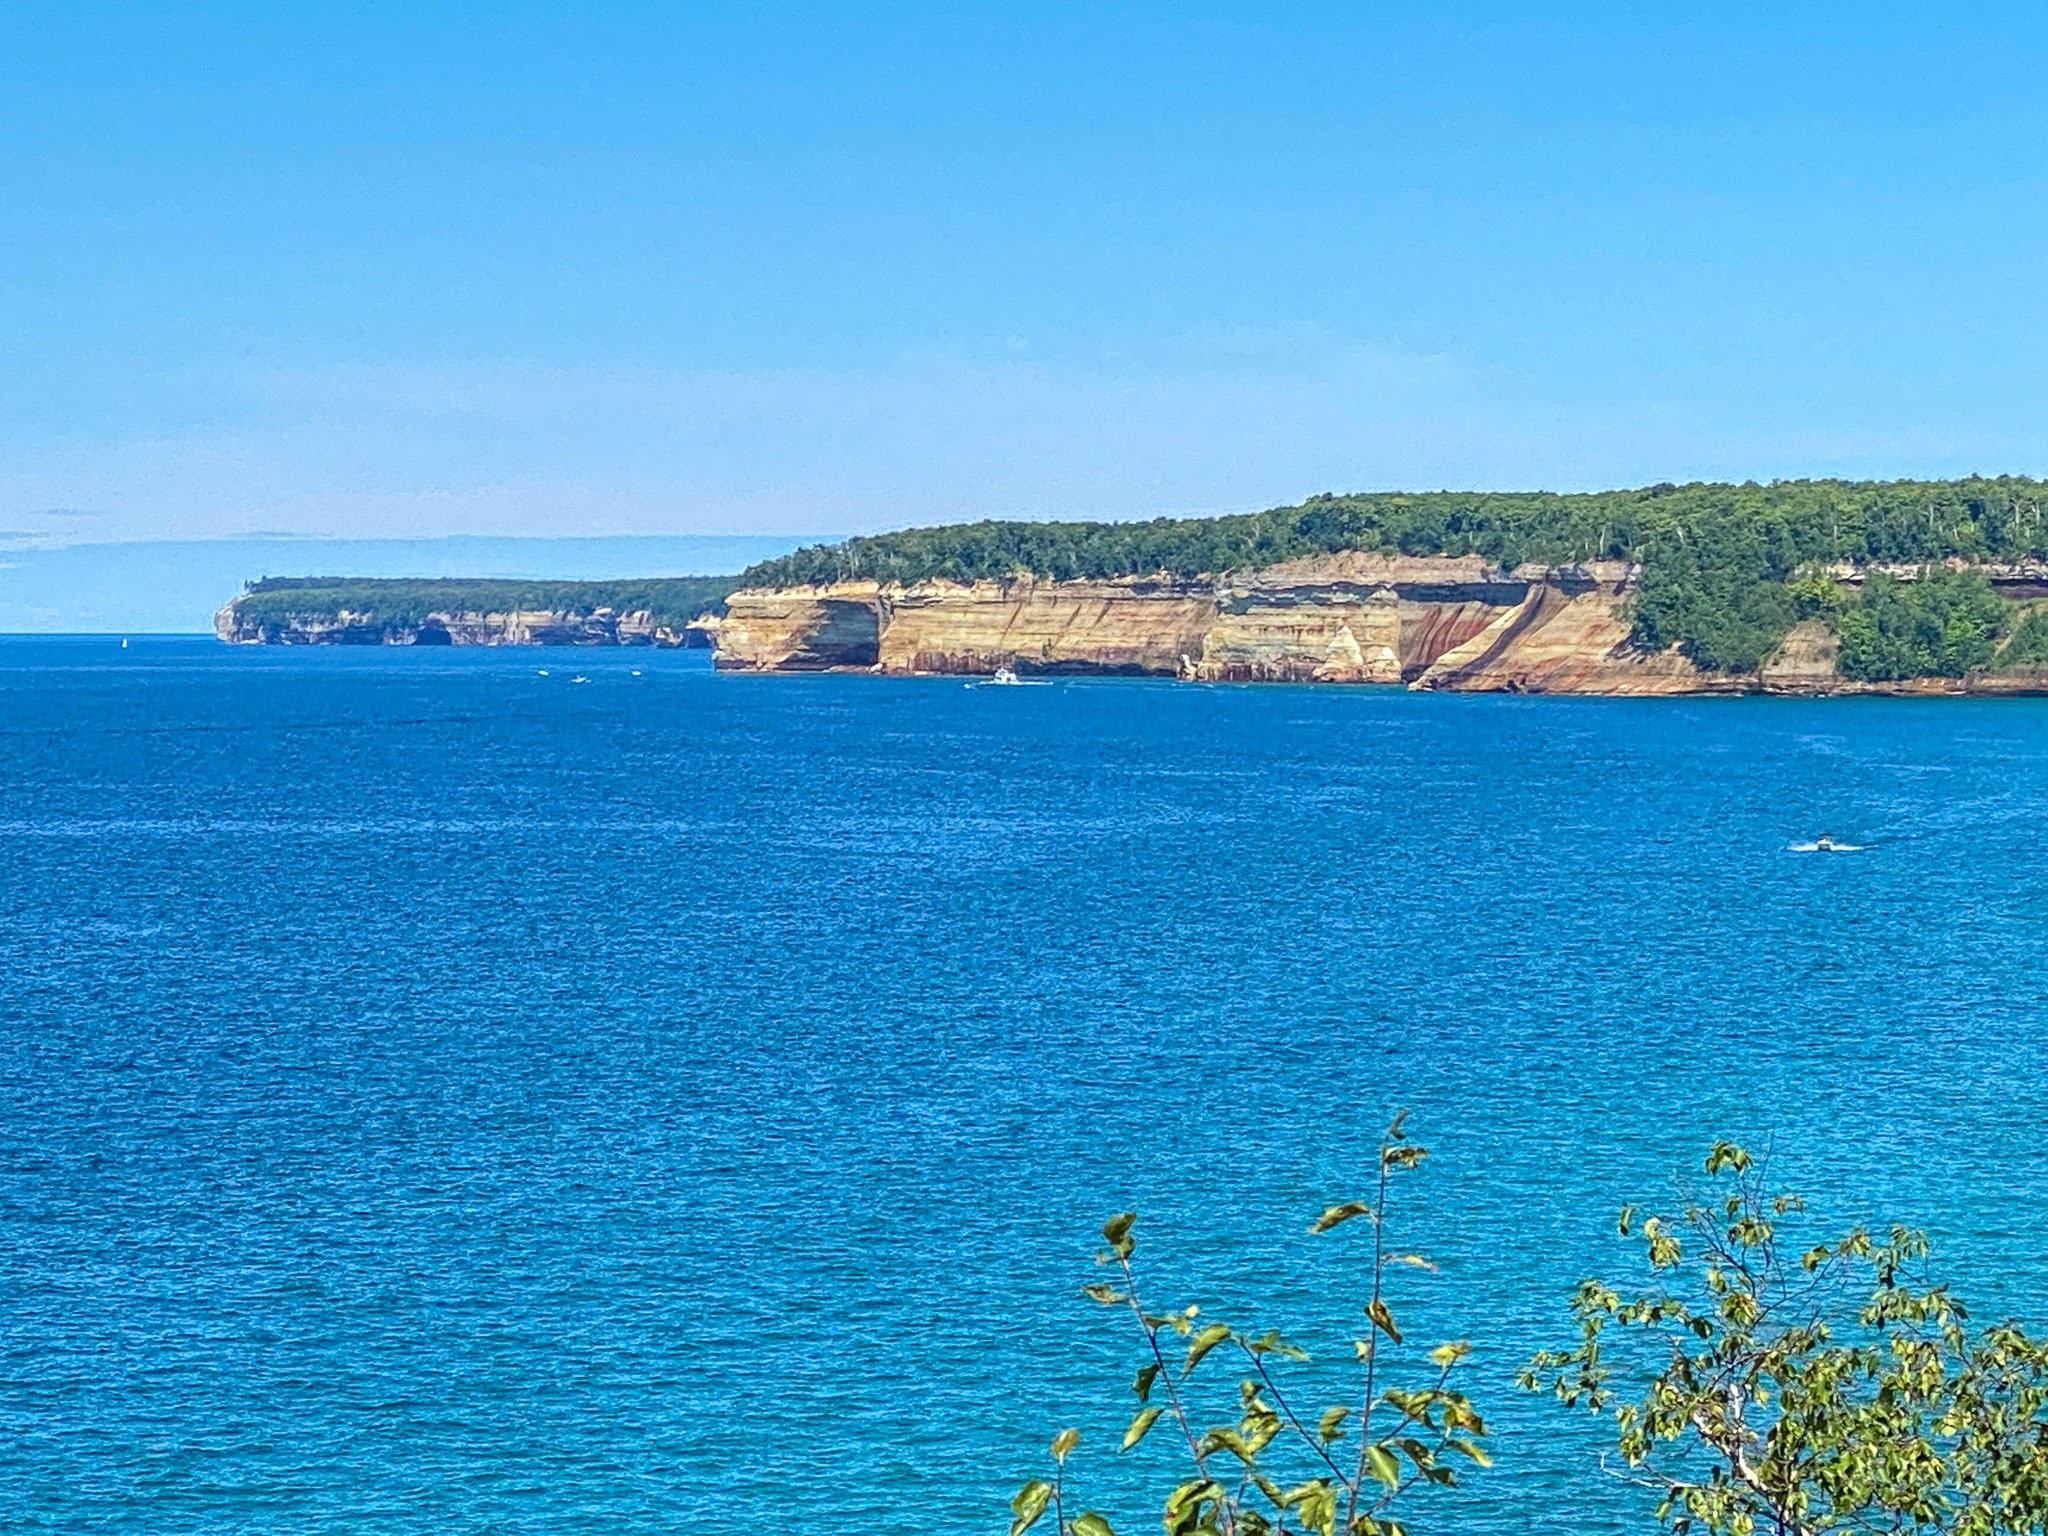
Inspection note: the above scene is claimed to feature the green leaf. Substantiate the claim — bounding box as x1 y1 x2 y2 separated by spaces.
1316 1405 1350 1443
1184 1322 1233 1376
1446 1438 1492 1467
1101 1211 1137 1258
1428 1340 1470 1368
1201 1425 1255 1464
1009 1480 1052 1536
1164 1479 1225 1536
1082 1283 1124 1305
1133 1362 1160 1401
1309 1201 1373 1235
1071 1515 1115 1536
1244 1327 1311 1362
1284 1480 1338 1536
1051 1427 1079 1462
1164 1479 1215 1512
1122 1406 1162 1450
1366 1298 1403 1344
1704 1141 1752 1175
1365 1444 1401 1487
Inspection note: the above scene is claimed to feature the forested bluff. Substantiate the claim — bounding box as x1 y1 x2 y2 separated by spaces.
217 477 2048 693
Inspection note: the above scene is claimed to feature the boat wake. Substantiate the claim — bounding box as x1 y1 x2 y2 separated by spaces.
967 667 1045 688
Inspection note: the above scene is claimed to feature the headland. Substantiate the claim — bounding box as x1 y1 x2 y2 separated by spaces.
216 478 2048 694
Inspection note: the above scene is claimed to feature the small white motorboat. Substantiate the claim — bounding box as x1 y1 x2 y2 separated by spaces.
989 667 1023 686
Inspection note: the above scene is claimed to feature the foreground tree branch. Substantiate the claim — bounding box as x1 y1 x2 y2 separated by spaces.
1520 1141 2048 1535
1011 1115 1488 1536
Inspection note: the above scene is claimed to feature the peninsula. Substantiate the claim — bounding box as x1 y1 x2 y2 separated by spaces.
215 576 736 647
218 478 2048 694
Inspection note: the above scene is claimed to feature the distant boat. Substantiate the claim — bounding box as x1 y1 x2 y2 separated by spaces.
570 675 589 684
120 638 128 649
989 667 1023 686
1792 835 1864 852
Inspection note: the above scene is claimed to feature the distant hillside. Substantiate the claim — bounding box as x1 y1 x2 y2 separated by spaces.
230 575 738 632
735 477 2048 673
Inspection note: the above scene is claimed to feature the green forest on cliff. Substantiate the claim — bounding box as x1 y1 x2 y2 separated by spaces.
736 477 2048 675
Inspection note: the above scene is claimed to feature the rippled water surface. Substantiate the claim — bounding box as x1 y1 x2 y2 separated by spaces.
5 637 2048 1533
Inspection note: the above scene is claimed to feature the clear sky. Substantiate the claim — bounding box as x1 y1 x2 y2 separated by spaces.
7 2 2048 546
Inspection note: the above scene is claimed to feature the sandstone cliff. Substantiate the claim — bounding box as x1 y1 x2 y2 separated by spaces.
714 556 2048 694
714 555 1733 692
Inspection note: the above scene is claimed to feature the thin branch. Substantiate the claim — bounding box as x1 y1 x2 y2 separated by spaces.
1117 1253 1231 1534
1345 1136 1394 1536
1239 1346 1350 1486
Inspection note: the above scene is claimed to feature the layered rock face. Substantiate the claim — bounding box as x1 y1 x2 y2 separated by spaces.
1199 555 1509 684
214 604 698 647
714 555 1724 692
713 577 1218 674
716 588 890 670
884 578 1215 676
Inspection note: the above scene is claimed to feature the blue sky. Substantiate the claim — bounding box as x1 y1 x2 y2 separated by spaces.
6 2 2048 547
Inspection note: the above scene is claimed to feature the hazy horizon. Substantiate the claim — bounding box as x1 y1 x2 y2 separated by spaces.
0 534 833 634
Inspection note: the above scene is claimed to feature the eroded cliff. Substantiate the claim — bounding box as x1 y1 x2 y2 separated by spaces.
714 555 1730 692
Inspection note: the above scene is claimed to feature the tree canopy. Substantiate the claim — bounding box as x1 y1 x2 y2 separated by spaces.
737 478 2048 587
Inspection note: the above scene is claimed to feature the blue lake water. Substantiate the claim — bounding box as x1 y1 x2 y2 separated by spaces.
4 636 2048 1533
